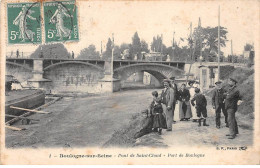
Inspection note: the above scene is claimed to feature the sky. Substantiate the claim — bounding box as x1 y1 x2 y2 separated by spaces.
6 0 259 57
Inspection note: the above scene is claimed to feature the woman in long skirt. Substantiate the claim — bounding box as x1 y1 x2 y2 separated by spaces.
188 80 200 122
178 83 192 121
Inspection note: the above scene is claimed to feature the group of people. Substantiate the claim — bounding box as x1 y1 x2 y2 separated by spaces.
147 77 242 139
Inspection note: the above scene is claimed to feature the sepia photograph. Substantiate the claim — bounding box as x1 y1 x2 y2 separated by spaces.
1 0 259 165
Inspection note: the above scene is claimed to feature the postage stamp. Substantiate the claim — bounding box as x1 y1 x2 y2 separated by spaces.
43 1 79 43
7 2 42 44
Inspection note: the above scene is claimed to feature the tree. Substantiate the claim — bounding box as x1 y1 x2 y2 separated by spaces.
140 40 149 53
202 26 228 61
102 38 113 61
30 43 71 59
190 26 228 62
151 35 164 52
113 45 121 60
131 32 142 60
150 35 167 60
77 44 100 59
244 43 253 51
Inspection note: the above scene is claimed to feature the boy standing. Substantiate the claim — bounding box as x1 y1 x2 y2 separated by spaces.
191 88 209 126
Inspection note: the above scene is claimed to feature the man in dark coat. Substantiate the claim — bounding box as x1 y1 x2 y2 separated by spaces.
212 81 228 128
225 78 242 139
170 77 178 123
160 79 175 131
178 83 192 121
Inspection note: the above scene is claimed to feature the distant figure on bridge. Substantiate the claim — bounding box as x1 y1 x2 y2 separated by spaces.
72 51 74 59
178 83 192 121
16 49 19 58
191 88 209 127
166 54 170 62
134 54 138 60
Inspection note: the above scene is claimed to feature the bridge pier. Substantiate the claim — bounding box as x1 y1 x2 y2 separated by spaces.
27 59 51 89
97 61 121 93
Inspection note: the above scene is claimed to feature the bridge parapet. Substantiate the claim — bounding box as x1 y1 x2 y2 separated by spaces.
113 60 185 71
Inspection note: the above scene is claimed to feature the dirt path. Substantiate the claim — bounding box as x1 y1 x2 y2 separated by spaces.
161 97 253 147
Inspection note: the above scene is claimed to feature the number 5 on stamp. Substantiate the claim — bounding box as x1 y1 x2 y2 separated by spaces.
43 1 79 43
7 3 42 44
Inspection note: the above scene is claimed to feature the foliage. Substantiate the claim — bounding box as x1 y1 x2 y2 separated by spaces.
140 40 149 53
77 44 100 59
244 43 253 51
102 32 149 61
151 35 167 54
103 38 113 61
192 26 228 62
30 43 71 59
130 32 142 60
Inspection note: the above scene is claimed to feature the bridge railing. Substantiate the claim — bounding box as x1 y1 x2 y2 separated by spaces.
6 52 31 59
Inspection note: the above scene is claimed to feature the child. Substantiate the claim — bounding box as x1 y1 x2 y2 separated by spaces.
150 91 167 134
191 88 209 127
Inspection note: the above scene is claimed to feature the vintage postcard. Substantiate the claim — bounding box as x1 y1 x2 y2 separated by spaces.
0 0 259 165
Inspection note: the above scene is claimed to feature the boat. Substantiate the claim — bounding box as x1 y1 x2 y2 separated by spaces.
5 75 45 119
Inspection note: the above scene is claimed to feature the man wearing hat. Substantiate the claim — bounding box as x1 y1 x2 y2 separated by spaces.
225 78 242 139
170 77 178 123
160 79 175 131
212 81 228 128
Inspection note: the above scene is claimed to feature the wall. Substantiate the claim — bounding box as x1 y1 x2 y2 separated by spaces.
44 63 104 93
6 64 33 84
143 72 160 87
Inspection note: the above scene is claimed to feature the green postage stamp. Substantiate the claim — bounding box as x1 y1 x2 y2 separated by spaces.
7 3 42 44
43 1 79 43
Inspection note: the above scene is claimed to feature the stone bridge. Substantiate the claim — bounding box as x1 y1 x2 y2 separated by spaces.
6 58 186 92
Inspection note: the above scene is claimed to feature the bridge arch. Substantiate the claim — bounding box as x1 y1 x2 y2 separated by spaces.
113 63 185 84
43 61 104 71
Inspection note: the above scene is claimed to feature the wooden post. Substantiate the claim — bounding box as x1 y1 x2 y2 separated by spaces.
5 125 25 131
218 6 221 81
5 114 40 121
186 22 193 85
10 106 51 114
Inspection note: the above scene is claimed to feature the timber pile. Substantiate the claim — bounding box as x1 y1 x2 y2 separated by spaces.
5 97 62 131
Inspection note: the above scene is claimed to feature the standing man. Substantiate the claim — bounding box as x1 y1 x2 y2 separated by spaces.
161 79 175 131
225 78 242 139
170 77 178 123
212 81 228 129
178 83 192 121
